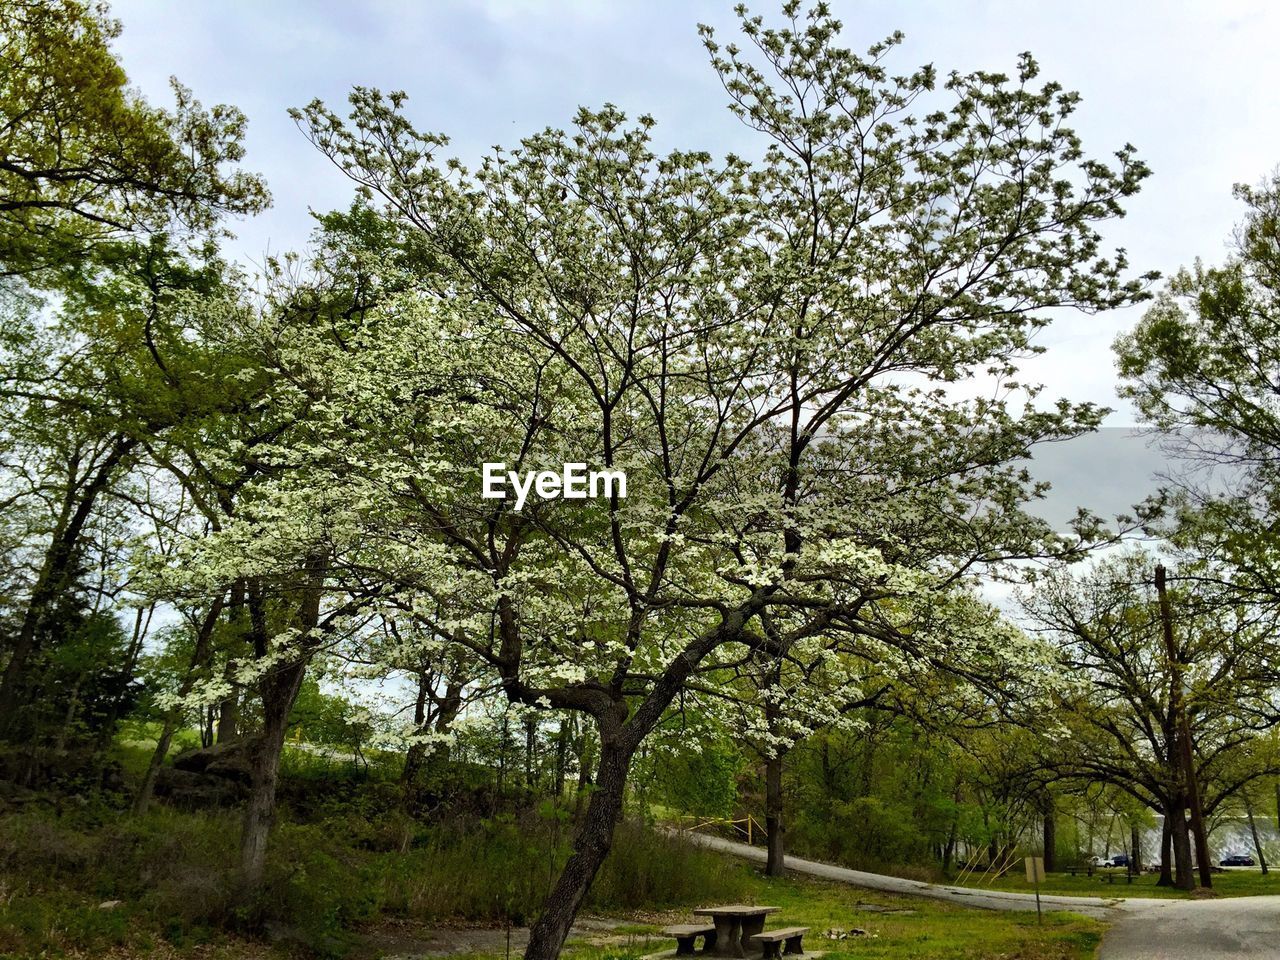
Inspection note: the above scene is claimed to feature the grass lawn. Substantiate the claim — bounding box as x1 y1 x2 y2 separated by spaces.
955 866 1280 899
550 867 1104 960
0 848 1104 960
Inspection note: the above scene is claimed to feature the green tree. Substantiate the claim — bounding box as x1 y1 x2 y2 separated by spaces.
0 0 268 283
1115 172 1280 602
1021 551 1280 888
0 0 266 743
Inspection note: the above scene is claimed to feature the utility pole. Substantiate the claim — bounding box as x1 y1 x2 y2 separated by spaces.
1155 563 1213 889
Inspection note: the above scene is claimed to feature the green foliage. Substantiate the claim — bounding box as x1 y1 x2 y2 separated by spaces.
288 678 373 754
0 795 1107 959
2 577 137 746
1116 171 1280 595
780 723 971 876
0 0 268 282
644 738 745 819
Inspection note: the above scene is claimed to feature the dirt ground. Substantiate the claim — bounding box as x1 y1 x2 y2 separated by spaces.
358 916 651 958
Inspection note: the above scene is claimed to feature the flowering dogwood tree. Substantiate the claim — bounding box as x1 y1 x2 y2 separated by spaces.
178 4 1153 956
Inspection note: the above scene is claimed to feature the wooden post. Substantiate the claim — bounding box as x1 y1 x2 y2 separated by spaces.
1025 856 1044 925
1155 563 1212 889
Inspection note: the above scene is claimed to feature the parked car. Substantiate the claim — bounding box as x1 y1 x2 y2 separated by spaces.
1220 854 1256 867
1088 854 1129 868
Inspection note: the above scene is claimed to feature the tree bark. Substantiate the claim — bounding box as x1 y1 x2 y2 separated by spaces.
1245 796 1268 875
1042 796 1057 873
943 814 958 873
401 669 431 793
1156 564 1211 889
524 738 633 960
216 660 239 744
525 718 537 792
1169 800 1194 890
573 726 595 819
240 658 307 891
554 718 569 799
1157 811 1173 886
402 672 464 804
765 750 785 876
240 569 319 894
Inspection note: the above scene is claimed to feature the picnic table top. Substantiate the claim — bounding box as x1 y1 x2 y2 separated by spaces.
693 905 781 917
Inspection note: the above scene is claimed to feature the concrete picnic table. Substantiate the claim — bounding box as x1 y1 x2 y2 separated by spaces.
692 905 781 957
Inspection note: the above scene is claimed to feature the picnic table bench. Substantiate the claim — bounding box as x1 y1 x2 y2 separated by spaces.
745 927 809 959
1101 869 1133 884
663 924 717 956
1065 865 1133 883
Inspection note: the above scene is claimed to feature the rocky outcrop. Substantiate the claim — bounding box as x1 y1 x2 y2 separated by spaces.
171 737 260 783
155 737 263 807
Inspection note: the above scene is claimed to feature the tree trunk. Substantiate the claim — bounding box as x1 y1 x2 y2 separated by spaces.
1169 801 1194 890
240 658 307 892
53 674 84 753
573 726 595 818
524 739 633 960
1042 797 1057 873
216 661 239 744
943 814 958 873
1156 564 1211 890
401 669 431 794
765 751 785 876
554 718 569 800
1157 812 1173 886
525 718 537 792
94 604 152 753
135 715 178 815
133 595 226 814
1246 796 1269 875
239 568 319 895
1131 823 1141 873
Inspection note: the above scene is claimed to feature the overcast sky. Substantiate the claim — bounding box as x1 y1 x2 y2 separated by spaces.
106 0 1278 521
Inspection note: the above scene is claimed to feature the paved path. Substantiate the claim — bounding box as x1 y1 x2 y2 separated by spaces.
681 831 1125 918
1097 897 1280 959
683 832 1280 956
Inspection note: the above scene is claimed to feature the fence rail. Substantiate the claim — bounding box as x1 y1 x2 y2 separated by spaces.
677 813 767 845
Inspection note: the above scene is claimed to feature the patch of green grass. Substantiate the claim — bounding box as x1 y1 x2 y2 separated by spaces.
742 871 1100 960
958 866 1280 899
552 868 1103 960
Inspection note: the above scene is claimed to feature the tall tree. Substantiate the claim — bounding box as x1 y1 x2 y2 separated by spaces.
1021 551 1280 887
0 0 266 741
